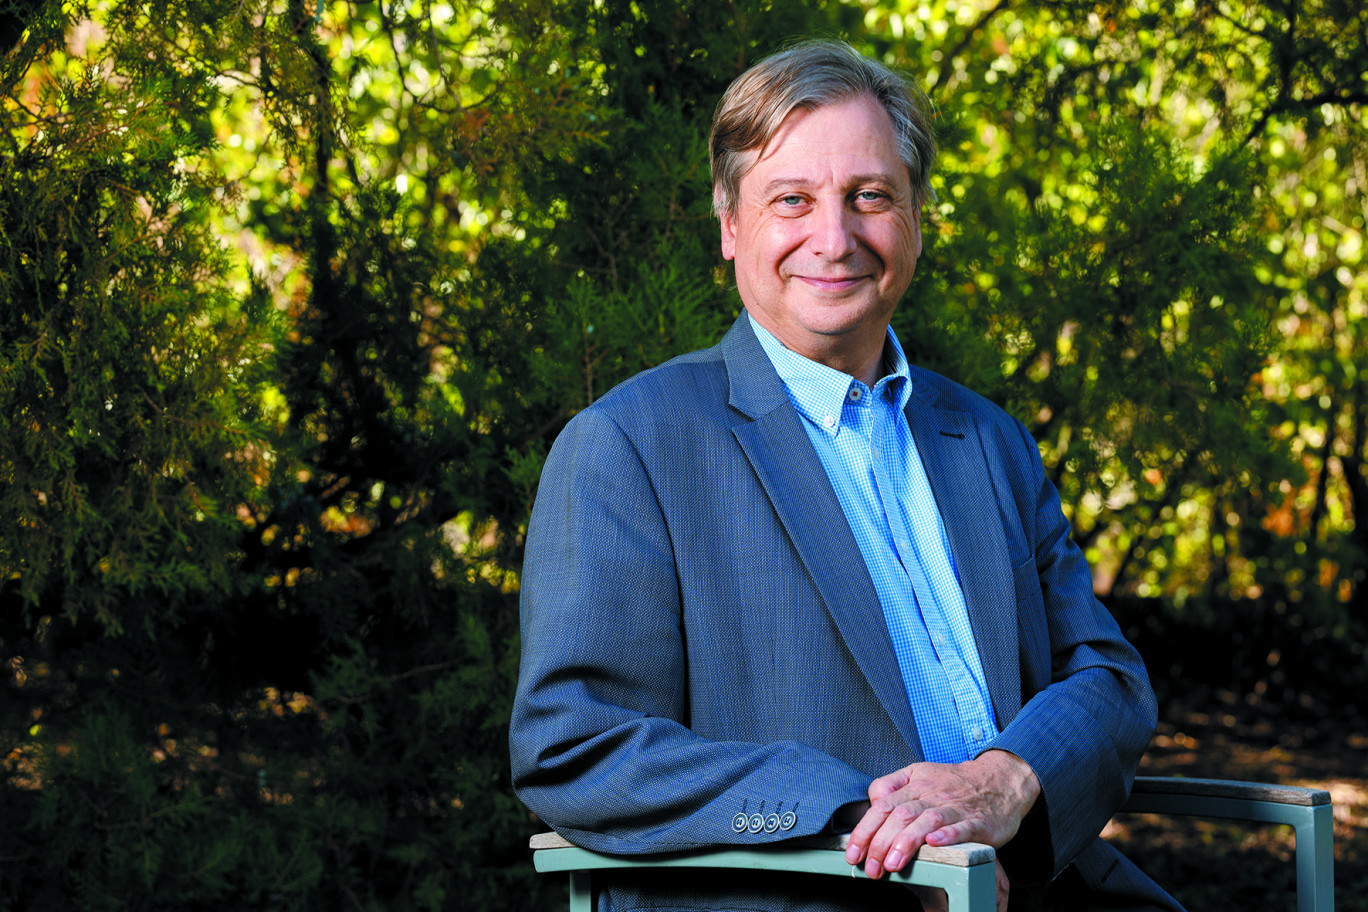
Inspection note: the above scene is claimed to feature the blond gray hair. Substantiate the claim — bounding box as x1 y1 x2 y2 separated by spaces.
709 39 936 219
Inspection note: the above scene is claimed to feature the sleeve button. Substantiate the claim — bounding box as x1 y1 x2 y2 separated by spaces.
732 813 748 833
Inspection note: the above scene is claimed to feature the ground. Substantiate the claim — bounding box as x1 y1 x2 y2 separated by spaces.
1105 686 1367 911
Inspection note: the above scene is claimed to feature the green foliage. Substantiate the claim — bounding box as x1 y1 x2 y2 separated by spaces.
1 1 1365 910
871 0 1368 628
0 8 273 634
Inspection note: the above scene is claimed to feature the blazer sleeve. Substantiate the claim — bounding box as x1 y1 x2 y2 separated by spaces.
508 405 872 854
986 416 1158 878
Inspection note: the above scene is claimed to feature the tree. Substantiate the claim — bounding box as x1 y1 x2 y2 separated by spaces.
1 1 614 907
856 0 1367 686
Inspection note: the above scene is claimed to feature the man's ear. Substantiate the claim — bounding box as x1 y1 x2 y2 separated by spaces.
718 202 737 262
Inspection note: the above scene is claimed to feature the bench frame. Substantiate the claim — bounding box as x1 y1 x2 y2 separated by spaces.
531 776 1334 912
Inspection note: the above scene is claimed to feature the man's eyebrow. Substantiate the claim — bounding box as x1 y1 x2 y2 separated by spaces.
758 174 904 196
758 177 816 196
848 173 902 187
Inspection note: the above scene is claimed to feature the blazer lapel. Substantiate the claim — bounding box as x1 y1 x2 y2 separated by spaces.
904 382 1024 727
720 317 926 759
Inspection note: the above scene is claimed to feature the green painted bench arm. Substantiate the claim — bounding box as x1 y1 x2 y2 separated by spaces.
1123 776 1335 912
530 831 998 912
532 777 1336 912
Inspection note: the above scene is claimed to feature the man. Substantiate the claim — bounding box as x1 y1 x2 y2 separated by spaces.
510 39 1182 912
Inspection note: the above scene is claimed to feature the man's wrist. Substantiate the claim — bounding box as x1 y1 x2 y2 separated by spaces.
977 748 1042 819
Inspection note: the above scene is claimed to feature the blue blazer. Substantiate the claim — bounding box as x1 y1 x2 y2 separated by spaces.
511 315 1182 911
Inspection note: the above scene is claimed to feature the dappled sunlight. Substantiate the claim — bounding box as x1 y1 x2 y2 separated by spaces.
1103 694 1368 909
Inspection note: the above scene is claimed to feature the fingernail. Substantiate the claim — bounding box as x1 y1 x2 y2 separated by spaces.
886 849 903 871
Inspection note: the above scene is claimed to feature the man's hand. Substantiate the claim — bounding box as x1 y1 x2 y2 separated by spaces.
843 750 1041 882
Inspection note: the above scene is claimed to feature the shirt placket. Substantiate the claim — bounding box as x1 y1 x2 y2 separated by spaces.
874 389 996 758
857 387 959 760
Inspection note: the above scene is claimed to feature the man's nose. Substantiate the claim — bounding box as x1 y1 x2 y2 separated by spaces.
810 203 859 259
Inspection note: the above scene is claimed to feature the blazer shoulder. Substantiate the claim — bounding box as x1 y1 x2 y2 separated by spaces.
908 365 1022 429
584 342 731 425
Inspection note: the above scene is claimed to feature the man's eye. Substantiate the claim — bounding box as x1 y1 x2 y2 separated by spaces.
777 195 805 206
856 190 885 202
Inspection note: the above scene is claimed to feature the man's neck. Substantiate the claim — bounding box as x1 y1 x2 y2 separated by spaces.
745 311 890 387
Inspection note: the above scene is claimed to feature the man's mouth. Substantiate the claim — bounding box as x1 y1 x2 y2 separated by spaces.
795 275 869 291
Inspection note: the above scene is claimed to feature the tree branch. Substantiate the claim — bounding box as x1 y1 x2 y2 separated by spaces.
931 0 1010 94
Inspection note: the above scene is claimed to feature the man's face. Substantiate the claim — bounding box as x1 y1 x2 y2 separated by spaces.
720 94 922 376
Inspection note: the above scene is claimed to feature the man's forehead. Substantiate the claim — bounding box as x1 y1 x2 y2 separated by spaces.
735 100 910 195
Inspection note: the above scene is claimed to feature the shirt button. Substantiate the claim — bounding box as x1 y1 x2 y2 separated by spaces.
823 414 836 429
849 388 862 401
971 726 984 742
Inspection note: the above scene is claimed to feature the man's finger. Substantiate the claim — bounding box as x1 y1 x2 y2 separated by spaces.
868 804 955 877
995 859 1011 912
843 807 880 865
867 766 911 802
924 817 988 847
845 798 920 868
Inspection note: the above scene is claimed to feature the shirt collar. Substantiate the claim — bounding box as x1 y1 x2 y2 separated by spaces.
747 311 912 434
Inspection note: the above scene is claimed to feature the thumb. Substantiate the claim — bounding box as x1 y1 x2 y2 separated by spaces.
868 764 915 801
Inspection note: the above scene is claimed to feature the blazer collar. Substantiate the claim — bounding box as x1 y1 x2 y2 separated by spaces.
719 314 789 420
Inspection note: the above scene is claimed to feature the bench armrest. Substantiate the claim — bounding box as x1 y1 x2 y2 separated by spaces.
1125 776 1331 819
1121 777 1334 912
531 832 998 912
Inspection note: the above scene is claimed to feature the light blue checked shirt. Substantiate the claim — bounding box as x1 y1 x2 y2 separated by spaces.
750 314 999 763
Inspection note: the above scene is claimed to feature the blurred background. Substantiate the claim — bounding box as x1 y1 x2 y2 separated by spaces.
1 0 1364 908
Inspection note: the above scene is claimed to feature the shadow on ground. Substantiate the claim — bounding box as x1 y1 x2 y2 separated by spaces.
1105 686 1367 912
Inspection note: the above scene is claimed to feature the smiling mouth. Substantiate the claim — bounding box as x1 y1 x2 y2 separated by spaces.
797 275 869 291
